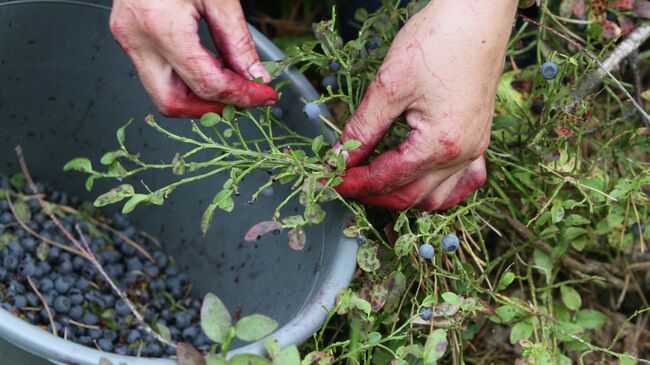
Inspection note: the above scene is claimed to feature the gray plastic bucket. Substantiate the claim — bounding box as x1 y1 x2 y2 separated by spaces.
0 1 357 364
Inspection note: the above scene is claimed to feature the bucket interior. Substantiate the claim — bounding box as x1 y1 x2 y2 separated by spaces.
0 0 349 361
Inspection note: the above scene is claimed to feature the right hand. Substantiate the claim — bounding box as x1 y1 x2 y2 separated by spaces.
110 0 278 117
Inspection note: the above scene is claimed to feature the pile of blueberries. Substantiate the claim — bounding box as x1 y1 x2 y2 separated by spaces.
0 177 209 357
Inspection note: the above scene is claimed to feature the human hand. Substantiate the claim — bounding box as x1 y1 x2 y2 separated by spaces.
334 1 517 211
109 0 278 117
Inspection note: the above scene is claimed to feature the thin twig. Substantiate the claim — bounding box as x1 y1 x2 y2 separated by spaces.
26 276 57 337
520 15 650 128
14 145 177 349
5 194 84 256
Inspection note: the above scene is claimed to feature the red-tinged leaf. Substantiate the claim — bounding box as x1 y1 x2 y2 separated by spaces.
245 221 283 242
287 227 306 250
634 3 650 19
614 0 634 10
572 0 586 16
176 343 206 365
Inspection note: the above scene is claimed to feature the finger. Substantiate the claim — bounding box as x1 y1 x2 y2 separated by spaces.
335 66 413 167
202 0 270 82
354 170 461 210
420 156 487 211
335 115 464 198
113 37 225 117
145 15 277 108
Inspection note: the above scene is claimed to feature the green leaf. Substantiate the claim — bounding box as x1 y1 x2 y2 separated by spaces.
394 233 416 257
281 215 305 227
560 285 582 311
200 203 218 236
509 321 533 344
383 271 407 310
551 203 565 223
304 203 325 224
98 358 114 365
564 214 590 226
576 309 608 329
63 158 93 173
342 139 362 151
222 105 235 122
172 153 186 176
564 227 588 241
441 292 459 305
311 135 324 155
206 353 228 365
94 184 135 207
423 329 448 364
356 243 380 272
533 249 552 282
200 293 232 344
122 194 150 214
272 345 300 365
235 314 278 342
200 112 221 127
85 175 96 191
100 150 127 165
229 354 271 365
496 272 515 292
287 227 306 250
213 189 234 212
9 173 25 191
176 343 206 365
619 354 636 365
261 61 286 80
116 119 133 149
155 321 171 341
264 337 281 359
13 200 31 222
354 297 372 316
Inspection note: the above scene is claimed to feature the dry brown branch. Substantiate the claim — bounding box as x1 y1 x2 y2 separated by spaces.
25 276 57 336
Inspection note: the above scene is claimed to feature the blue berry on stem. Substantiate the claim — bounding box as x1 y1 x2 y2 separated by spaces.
418 243 434 260
271 106 284 119
328 61 341 72
366 37 381 50
540 61 559 80
420 307 433 321
322 75 338 91
631 222 646 237
441 233 460 253
302 102 320 121
261 186 274 198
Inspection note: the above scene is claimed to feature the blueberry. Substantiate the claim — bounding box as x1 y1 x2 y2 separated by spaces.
54 276 73 293
0 267 7 281
106 264 124 277
146 342 162 357
302 102 320 121
8 281 25 294
126 257 144 271
144 264 160 278
322 75 338 91
1 303 13 312
328 61 341 72
182 325 198 342
13 294 27 308
153 251 168 268
540 61 559 80
161 309 173 322
114 299 131 316
418 243 435 260
77 336 92 346
26 292 39 306
53 296 71 314
18 259 36 277
261 186 274 198
87 294 106 309
149 279 166 292
631 222 646 237
3 255 18 270
88 327 103 340
531 101 544 115
574 14 588 32
69 290 84 305
100 250 120 264
72 255 86 270
46 246 61 263
420 307 433 321
82 312 99 326
120 242 136 256
356 235 367 246
8 241 24 257
271 106 284 119
115 346 128 355
165 266 178 276
69 305 84 320
0 212 13 224
193 332 209 347
104 330 118 342
441 234 460 253
58 259 73 274
21 238 37 252
98 338 113 352
38 262 52 275
76 278 90 290
102 294 115 308
366 37 381 50
42 292 55 306
174 311 191 329
126 329 142 344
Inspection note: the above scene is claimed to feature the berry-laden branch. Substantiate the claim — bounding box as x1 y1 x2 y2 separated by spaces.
14 145 177 349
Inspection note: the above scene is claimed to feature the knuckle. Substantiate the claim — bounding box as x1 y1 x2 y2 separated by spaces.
343 119 372 147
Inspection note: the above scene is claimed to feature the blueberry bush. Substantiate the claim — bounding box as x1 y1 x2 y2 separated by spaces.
17 1 650 364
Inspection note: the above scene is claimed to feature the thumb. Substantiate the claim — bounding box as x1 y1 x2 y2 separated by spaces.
202 0 270 82
336 71 406 167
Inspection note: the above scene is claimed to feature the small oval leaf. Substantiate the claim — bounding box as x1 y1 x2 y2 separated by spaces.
94 184 135 207
63 158 93 173
245 221 283 242
235 314 278 342
287 227 306 250
176 343 206 365
200 293 232 344
356 243 380 272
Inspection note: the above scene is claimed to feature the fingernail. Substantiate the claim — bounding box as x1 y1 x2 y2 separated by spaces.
264 99 276 106
329 142 349 167
248 62 271 83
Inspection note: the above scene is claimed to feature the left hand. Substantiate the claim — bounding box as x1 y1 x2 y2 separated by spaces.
333 0 517 211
